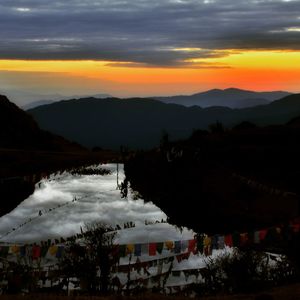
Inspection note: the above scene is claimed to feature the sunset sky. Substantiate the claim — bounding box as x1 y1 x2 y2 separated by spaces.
0 0 300 104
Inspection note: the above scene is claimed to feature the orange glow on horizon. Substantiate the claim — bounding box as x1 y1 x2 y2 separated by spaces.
1 50 300 95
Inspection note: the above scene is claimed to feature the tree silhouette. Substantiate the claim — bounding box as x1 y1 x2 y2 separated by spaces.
60 222 117 295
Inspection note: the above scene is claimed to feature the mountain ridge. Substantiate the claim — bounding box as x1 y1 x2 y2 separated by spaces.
28 93 300 150
154 88 291 108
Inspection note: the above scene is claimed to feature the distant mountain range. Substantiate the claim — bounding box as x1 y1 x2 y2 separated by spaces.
0 95 83 151
154 88 291 108
20 88 292 110
28 93 300 149
22 93 112 110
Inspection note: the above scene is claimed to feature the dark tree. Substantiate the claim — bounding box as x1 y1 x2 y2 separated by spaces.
60 222 117 295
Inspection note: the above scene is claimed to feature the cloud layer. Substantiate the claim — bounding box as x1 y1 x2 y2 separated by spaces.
0 0 300 66
0 164 194 244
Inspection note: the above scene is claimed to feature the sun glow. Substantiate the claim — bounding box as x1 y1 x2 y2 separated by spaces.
1 49 300 95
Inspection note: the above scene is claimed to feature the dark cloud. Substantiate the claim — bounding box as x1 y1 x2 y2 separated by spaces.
0 0 300 66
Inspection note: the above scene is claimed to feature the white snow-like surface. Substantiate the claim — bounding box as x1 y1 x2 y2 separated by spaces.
0 163 236 288
0 164 194 244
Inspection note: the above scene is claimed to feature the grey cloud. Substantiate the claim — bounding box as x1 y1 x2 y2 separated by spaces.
0 0 300 66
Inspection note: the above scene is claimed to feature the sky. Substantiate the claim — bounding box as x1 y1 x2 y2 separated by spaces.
0 0 300 104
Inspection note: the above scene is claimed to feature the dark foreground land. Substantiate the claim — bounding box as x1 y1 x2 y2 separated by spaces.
124 120 300 235
0 283 300 300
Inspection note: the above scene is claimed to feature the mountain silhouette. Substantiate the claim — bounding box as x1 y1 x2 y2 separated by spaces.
22 93 113 110
28 94 300 149
0 94 83 151
155 88 291 108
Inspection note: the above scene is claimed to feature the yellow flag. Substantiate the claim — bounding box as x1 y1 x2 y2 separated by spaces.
126 244 134 254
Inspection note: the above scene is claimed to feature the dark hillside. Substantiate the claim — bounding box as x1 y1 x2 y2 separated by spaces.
0 95 117 216
28 94 300 150
124 119 300 235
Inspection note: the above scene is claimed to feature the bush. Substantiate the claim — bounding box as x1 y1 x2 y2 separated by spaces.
197 248 296 296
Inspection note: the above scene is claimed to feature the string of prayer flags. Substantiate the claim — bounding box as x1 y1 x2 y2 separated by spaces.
0 217 299 264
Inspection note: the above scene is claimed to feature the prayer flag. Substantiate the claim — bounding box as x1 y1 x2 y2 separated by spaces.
211 235 218 250
203 236 212 256
156 242 164 254
174 241 181 254
149 243 157 256
217 236 225 249
165 241 174 251
32 245 41 260
126 244 134 255
181 240 189 252
48 245 58 256
134 244 142 257
10 245 20 255
259 229 268 241
225 235 233 247
141 243 149 255
56 246 64 258
188 239 196 253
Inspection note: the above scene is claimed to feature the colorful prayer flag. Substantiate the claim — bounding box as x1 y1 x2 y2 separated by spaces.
32 245 41 260
259 229 268 241
188 239 196 253
134 244 142 256
126 244 134 255
165 241 174 251
149 243 157 256
174 241 181 254
156 242 164 254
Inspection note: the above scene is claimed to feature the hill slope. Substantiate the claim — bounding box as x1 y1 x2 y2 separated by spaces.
28 94 300 149
0 95 83 152
155 88 291 108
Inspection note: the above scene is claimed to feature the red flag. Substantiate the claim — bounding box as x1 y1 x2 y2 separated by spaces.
259 229 268 241
225 235 233 247
188 239 196 253
149 243 157 256
32 245 41 260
